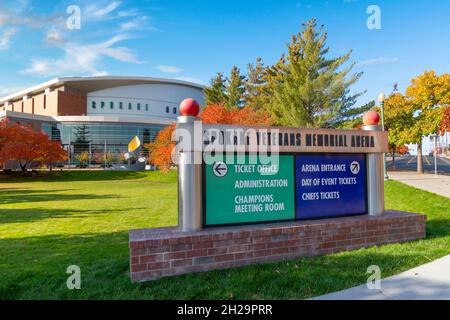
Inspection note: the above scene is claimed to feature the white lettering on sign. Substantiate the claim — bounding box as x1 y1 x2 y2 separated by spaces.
321 164 346 172
235 194 274 204
302 192 320 201
321 178 338 186
320 191 340 200
234 179 288 189
235 165 255 173
302 164 320 172
339 177 357 185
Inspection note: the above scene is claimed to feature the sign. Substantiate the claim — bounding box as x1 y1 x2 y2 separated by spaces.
204 155 295 226
295 154 366 219
198 124 389 153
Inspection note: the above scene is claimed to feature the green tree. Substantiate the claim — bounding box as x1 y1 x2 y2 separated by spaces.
404 71 450 173
204 73 227 106
335 100 375 129
224 65 246 110
382 93 414 168
245 57 269 110
74 125 90 143
264 19 362 128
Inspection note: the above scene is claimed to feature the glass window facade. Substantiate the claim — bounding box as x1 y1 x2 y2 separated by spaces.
43 122 165 166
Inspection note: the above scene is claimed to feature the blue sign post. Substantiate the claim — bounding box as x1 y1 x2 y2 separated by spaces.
295 154 367 219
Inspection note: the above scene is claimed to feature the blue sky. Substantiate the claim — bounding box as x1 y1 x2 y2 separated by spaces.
0 0 449 108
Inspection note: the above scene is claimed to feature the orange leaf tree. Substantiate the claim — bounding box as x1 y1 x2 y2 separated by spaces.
441 106 450 133
39 139 69 171
0 119 68 171
397 145 409 155
144 104 273 172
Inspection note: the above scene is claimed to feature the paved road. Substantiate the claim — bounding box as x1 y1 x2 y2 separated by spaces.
388 172 450 198
387 155 450 174
313 255 450 300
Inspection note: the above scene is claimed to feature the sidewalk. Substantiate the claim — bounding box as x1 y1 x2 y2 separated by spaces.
388 171 450 198
313 255 450 300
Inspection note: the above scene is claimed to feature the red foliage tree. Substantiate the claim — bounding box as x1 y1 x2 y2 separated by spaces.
441 106 450 133
145 104 273 172
144 123 177 173
397 145 409 155
0 120 68 171
40 139 69 171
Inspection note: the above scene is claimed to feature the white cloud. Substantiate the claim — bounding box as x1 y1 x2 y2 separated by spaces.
355 57 399 67
45 28 65 45
117 9 139 18
119 16 156 32
0 27 16 50
157 65 183 74
88 1 121 18
23 34 144 77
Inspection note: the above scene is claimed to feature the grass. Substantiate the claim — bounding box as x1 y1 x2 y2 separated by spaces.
0 170 449 300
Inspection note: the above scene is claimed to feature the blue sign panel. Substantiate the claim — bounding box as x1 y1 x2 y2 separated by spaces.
295 154 366 219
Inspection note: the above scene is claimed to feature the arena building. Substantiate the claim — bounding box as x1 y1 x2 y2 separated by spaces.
0 76 205 166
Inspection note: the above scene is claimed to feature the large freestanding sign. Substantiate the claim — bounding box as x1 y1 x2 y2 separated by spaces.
175 102 388 232
204 153 368 226
129 101 427 283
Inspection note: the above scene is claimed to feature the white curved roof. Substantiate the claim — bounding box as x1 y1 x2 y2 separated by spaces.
0 76 205 104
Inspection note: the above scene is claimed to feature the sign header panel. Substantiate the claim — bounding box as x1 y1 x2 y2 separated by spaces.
199 124 388 153
295 154 367 219
204 155 296 226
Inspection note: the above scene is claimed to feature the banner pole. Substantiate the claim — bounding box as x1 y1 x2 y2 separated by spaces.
362 111 385 216
177 99 202 232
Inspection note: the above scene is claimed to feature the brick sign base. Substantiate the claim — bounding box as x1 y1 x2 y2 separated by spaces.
129 210 426 282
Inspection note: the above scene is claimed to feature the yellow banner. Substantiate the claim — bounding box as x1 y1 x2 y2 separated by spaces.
128 136 141 152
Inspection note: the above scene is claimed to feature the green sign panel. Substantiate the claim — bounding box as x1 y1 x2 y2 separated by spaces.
204 155 295 226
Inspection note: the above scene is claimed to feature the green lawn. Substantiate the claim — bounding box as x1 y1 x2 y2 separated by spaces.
0 171 449 300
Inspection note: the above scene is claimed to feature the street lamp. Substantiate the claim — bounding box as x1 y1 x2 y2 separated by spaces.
378 92 389 180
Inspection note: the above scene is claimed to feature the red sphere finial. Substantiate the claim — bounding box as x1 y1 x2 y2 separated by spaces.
179 98 200 117
363 110 380 126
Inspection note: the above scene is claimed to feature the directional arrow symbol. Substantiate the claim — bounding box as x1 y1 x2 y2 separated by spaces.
350 161 360 175
213 161 228 177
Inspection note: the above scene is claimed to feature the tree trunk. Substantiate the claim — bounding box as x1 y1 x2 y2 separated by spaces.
417 142 423 174
20 161 28 172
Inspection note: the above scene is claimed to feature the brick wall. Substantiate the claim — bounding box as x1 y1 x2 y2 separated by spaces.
57 91 87 116
129 210 426 282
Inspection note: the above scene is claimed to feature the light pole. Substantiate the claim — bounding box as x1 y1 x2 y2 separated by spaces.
378 92 389 180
